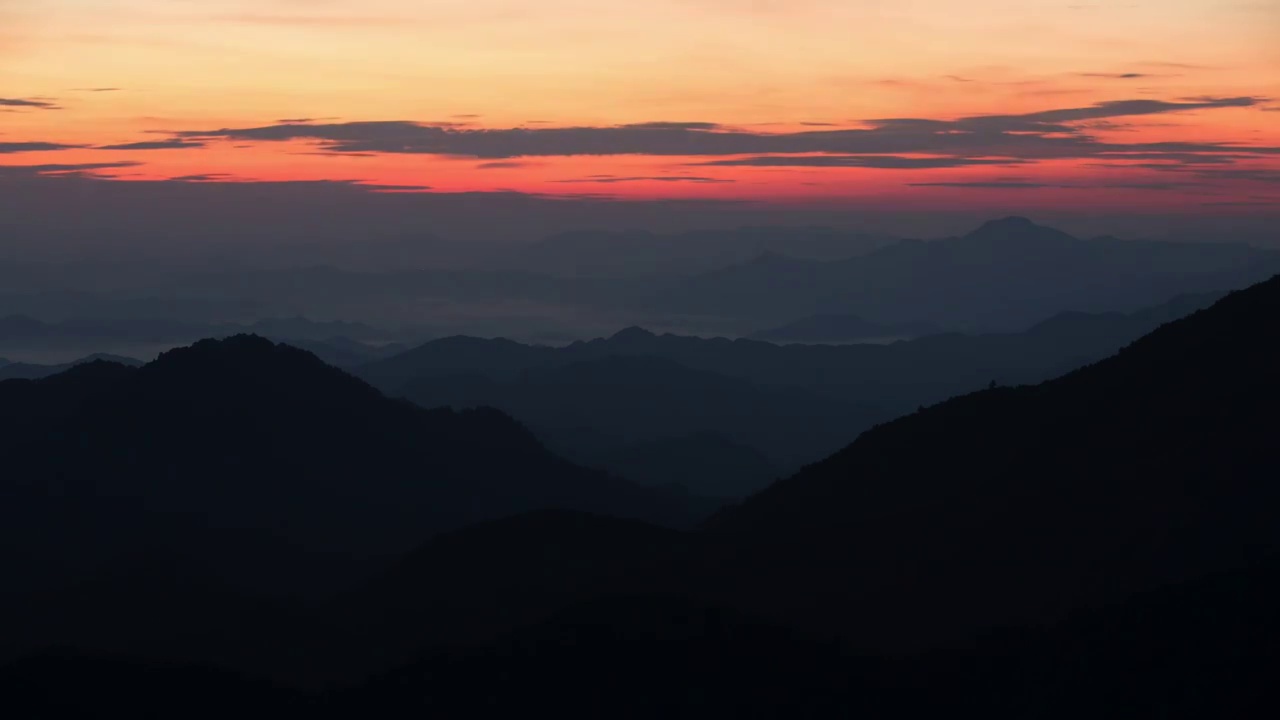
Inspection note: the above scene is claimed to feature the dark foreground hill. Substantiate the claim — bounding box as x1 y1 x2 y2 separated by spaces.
706 272 1280 647
9 555 1279 718
398 354 876 489
0 336 715 675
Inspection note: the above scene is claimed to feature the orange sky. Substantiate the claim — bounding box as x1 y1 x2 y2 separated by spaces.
2 0 1278 212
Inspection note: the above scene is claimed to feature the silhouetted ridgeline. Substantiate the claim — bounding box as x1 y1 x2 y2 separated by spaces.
0 352 143 381
4 274 1280 716
355 287 1223 494
0 335 716 677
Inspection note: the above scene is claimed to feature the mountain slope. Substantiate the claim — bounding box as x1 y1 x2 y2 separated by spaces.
749 314 942 344
706 273 1280 647
657 217 1279 330
0 352 143 381
361 288 1224 427
0 336 714 601
397 354 880 477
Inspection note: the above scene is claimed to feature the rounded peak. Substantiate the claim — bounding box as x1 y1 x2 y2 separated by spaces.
609 326 658 342
149 334 317 373
965 216 1077 244
974 216 1037 232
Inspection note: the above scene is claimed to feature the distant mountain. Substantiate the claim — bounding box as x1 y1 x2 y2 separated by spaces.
652 217 1280 330
705 273 1280 648
278 336 408 368
0 314 418 362
0 353 143 381
494 226 894 277
396 354 880 481
749 314 943 344
361 288 1224 434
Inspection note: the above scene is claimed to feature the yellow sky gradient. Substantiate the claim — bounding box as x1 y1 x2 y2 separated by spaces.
2 0 1278 208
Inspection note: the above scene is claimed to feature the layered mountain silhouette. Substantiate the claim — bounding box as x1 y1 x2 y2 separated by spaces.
704 272 1280 646
356 289 1223 493
494 226 894 276
0 337 713 627
7 272 1280 715
0 352 143 381
648 217 1279 330
749 313 943 344
395 354 877 490
13 555 1278 718
0 313 413 368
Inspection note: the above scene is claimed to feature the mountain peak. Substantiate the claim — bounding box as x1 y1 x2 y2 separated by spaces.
965 216 1077 244
609 326 658 342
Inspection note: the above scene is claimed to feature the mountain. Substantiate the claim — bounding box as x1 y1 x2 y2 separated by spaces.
0 352 143 381
11 555 1279 718
749 314 943 344
279 336 408 368
361 288 1224 438
494 226 894 277
704 273 1280 648
585 432 781 498
396 354 880 481
335 554 1280 719
653 218 1280 330
0 337 715 608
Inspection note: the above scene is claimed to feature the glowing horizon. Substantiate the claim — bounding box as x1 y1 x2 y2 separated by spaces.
2 0 1278 215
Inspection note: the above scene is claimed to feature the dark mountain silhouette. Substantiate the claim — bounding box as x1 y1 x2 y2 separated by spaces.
333 554 1280 719
396 354 880 481
2 652 312 720
340 510 702 672
7 273 1280 714
749 313 943 343
653 217 1279 330
0 313 417 363
0 336 716 668
0 352 143 381
359 289 1223 464
494 226 894 277
585 431 781 498
704 273 1280 648
279 336 408 368
10 555 1278 718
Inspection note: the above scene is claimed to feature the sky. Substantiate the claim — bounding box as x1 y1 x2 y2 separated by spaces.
2 0 1279 243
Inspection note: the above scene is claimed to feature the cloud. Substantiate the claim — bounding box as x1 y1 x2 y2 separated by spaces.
171 98 1272 162
0 97 59 110
476 161 538 169
97 139 207 151
907 180 1195 191
1200 200 1280 207
71 87 121 93
694 155 1025 169
0 161 141 177
907 181 1055 189
1076 73 1152 79
0 141 82 153
551 175 734 184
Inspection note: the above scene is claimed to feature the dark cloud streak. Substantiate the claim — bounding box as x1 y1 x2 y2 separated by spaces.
170 98 1272 162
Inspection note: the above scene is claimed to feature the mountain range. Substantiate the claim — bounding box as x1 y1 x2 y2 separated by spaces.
640 217 1280 330
4 270 1280 716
